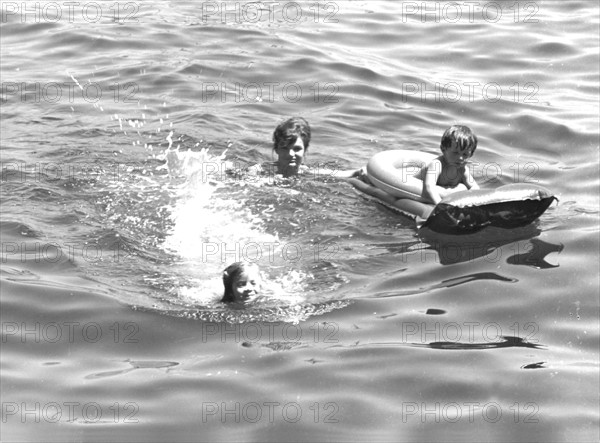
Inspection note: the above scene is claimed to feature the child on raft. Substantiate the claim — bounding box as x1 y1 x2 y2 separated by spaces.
419 125 479 204
221 261 262 304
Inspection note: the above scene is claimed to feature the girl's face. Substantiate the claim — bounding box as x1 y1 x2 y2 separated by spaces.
232 267 261 302
276 136 305 176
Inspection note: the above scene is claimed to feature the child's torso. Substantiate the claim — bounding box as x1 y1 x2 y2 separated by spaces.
436 163 465 187
416 156 466 188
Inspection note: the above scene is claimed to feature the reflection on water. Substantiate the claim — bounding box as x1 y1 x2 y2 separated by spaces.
408 336 545 351
371 272 516 299
418 224 543 265
86 360 179 379
338 336 545 351
425 308 446 315
506 238 564 269
434 272 516 287
522 361 547 370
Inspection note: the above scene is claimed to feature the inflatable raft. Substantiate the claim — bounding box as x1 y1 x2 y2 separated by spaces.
349 150 556 234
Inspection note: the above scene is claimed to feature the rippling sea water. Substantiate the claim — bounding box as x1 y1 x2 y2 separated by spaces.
1 1 598 442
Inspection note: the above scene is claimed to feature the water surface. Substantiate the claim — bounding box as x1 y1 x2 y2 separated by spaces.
1 1 598 442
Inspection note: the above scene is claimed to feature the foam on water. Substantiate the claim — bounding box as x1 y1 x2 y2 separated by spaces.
60 76 340 314
157 146 345 312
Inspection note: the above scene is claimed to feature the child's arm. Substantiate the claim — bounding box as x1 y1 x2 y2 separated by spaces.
422 159 443 204
462 166 479 190
328 167 364 178
307 164 363 179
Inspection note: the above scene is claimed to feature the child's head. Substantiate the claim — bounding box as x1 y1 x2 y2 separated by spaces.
273 117 311 152
440 125 478 163
272 117 311 176
221 262 262 303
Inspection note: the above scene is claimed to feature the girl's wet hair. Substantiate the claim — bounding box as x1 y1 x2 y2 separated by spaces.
440 125 478 155
222 262 254 303
272 117 311 151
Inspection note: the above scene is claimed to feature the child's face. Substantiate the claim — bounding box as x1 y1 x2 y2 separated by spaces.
232 267 261 302
276 136 305 175
442 140 473 166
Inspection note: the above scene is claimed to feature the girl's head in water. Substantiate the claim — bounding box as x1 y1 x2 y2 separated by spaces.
272 117 311 177
221 262 262 303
